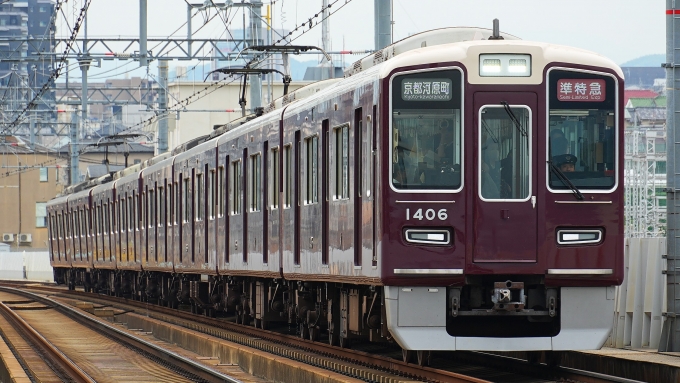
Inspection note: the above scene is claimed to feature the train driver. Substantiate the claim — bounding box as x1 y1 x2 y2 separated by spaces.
553 153 577 172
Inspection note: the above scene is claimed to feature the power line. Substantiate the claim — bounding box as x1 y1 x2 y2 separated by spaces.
2 0 92 135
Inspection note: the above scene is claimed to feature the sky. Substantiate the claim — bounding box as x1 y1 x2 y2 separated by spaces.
56 0 666 80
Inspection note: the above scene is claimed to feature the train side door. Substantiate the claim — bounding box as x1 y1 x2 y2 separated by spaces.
472 92 537 263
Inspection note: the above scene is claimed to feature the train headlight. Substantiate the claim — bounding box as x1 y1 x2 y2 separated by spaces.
557 229 603 245
479 54 531 77
404 228 451 245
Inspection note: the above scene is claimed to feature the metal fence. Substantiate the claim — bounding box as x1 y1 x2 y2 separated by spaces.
608 238 667 349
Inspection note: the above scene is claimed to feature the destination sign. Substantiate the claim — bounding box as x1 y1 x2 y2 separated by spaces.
401 78 452 101
557 79 606 102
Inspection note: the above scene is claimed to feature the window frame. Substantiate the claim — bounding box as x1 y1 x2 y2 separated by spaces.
388 66 465 194
249 152 262 212
545 67 619 195
333 124 350 200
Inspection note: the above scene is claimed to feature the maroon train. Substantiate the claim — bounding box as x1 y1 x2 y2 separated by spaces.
47 27 624 362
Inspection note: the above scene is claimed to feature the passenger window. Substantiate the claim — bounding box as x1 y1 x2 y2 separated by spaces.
217 166 224 217
305 136 318 204
231 160 241 215
184 176 190 223
197 172 203 221
283 146 292 208
209 168 215 219
159 185 165 227
271 148 279 209
334 125 349 199
250 153 261 211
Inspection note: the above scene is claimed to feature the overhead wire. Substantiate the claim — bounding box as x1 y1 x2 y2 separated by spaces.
2 0 92 135
118 0 355 137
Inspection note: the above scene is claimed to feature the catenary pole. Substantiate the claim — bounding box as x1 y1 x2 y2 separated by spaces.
140 0 148 67
250 1 263 111
374 0 392 51
158 60 169 153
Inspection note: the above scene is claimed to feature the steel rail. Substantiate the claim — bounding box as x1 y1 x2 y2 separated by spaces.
18 285 486 383
0 286 243 383
0 300 96 383
7 283 643 383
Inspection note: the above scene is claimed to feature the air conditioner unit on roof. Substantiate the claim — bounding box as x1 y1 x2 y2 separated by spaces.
19 233 31 243
2 233 14 242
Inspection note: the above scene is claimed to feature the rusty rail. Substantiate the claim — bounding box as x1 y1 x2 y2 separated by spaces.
0 300 96 383
7 283 644 383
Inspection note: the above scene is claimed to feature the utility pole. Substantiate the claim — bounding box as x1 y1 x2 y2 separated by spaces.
661 0 680 352
69 110 79 184
158 59 169 153
139 0 148 67
249 1 263 111
73 11 91 186
321 0 332 79
374 0 392 51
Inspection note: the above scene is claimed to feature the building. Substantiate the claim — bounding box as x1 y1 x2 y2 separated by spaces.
163 80 311 151
0 0 57 130
0 136 64 251
56 140 155 182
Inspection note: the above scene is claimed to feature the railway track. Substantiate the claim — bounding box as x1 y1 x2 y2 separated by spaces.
0 286 253 383
2 283 644 383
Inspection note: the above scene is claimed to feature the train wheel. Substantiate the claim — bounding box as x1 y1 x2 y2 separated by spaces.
416 350 431 367
402 349 414 363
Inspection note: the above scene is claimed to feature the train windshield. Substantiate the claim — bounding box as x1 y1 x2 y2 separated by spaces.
391 69 462 190
548 70 617 191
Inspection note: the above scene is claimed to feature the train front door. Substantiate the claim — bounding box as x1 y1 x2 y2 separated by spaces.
472 92 537 263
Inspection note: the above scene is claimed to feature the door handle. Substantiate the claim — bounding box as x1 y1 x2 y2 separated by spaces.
531 196 536 209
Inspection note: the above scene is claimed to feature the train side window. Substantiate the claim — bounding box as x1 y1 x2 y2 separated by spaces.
283 145 292 208
184 176 190 223
197 170 204 221
126 194 131 231
169 182 174 225
209 166 216 219
334 124 350 200
174 181 179 225
112 199 118 233
80 209 86 240
271 147 279 209
250 153 261 212
159 184 165 227
217 166 224 217
103 203 109 234
305 136 318 204
231 159 242 215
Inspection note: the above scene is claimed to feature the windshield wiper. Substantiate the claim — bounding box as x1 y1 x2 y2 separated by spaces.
548 160 584 200
500 101 527 137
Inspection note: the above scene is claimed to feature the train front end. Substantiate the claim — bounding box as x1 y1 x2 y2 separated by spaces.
380 37 624 351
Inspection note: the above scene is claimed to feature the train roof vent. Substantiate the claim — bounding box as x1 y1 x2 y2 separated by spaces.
140 152 170 168
113 163 142 180
343 27 520 77
171 134 210 156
